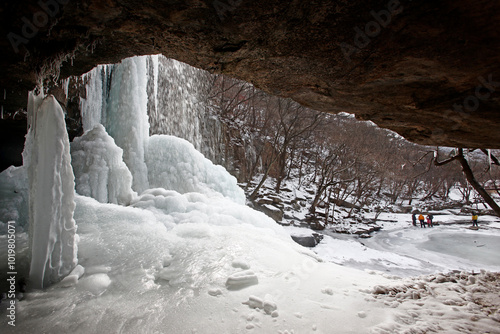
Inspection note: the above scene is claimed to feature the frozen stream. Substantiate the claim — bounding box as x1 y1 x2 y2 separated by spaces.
314 213 500 277
419 232 500 267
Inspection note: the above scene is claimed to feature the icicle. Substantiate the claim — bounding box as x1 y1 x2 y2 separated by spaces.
62 78 70 99
1 105 3 119
488 149 491 166
3 88 6 100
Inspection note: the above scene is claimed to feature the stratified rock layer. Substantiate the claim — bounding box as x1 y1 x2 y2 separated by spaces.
1 0 499 148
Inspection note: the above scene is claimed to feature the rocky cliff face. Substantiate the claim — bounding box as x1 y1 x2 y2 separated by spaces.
1 0 499 148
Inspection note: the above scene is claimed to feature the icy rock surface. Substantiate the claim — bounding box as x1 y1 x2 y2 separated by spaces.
146 135 245 204
71 124 136 205
26 94 78 289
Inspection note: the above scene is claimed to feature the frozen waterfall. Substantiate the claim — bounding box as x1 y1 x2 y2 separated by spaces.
79 55 225 164
75 55 241 203
2 55 242 290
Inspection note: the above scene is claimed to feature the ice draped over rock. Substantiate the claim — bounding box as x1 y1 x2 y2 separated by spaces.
10 55 241 290
26 94 78 289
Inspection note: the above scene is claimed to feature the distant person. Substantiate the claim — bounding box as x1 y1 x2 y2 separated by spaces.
418 214 425 228
472 212 478 227
412 213 417 226
426 214 433 228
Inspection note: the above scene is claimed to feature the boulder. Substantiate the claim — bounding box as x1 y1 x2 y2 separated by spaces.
291 233 324 248
254 203 284 222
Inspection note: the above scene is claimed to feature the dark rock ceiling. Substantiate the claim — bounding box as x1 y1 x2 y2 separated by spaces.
1 0 499 148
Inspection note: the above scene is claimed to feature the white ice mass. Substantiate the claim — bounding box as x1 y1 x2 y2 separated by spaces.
146 135 245 203
1 55 499 333
71 124 136 205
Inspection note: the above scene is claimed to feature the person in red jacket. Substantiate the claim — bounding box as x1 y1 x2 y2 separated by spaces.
426 214 433 227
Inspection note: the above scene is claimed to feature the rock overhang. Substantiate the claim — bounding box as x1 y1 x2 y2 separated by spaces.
1 0 499 148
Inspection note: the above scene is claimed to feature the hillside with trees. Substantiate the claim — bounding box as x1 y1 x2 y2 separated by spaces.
205 75 500 235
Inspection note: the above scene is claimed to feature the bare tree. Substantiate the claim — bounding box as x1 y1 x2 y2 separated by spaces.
434 148 500 216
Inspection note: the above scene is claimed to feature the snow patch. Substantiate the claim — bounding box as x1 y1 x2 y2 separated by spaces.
226 270 259 290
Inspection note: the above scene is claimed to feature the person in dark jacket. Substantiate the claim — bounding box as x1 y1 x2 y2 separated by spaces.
412 213 417 226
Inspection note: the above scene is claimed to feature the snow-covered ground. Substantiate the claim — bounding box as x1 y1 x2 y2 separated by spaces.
3 194 500 333
2 194 500 333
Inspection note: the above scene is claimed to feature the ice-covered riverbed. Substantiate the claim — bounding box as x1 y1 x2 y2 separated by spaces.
311 212 500 278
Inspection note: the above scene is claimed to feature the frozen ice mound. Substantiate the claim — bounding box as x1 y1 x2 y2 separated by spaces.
146 134 245 204
71 124 137 205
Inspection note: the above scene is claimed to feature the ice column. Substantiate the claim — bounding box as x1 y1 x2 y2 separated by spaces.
106 56 150 194
26 94 78 289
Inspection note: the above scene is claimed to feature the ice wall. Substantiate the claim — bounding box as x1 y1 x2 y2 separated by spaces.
148 56 209 151
77 55 225 165
26 94 78 289
0 166 28 232
71 124 136 205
